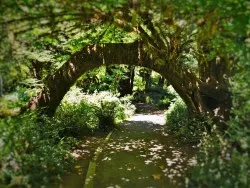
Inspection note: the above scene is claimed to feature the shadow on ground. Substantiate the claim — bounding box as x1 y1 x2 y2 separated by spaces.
60 104 198 188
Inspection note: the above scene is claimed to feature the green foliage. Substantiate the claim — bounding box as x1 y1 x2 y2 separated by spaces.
187 130 250 188
77 65 132 94
145 88 174 108
55 101 98 136
132 67 175 108
132 90 146 103
229 48 250 153
0 0 249 187
81 91 135 131
187 26 250 187
165 98 210 144
157 97 171 109
0 87 37 117
186 8 250 186
165 98 189 129
132 68 145 92
132 88 174 109
0 59 30 93
0 113 76 187
0 88 135 187
60 88 135 132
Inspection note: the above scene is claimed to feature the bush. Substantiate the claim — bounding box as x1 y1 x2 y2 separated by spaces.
187 52 250 187
157 97 171 109
165 97 210 143
81 91 135 131
0 88 135 187
132 90 146 103
0 86 40 118
55 101 99 136
187 129 250 188
132 87 174 109
0 113 76 187
58 88 135 132
165 98 189 130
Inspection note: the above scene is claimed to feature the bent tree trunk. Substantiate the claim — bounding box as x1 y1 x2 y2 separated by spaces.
144 69 152 91
158 76 165 89
198 56 232 129
118 65 135 97
29 41 231 127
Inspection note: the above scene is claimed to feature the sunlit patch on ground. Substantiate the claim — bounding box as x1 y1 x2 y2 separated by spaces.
128 114 166 125
71 136 104 160
94 111 198 187
61 108 198 188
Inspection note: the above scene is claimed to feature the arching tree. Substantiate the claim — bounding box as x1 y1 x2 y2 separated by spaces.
27 40 229 128
1 0 248 128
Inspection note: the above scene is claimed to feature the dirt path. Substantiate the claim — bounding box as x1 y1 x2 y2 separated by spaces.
60 104 197 188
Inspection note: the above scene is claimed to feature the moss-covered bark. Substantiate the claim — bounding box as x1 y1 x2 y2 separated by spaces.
29 41 231 127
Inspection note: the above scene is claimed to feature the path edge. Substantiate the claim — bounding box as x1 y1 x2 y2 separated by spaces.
83 130 113 188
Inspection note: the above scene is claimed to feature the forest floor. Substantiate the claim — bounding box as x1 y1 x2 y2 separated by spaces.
59 104 198 188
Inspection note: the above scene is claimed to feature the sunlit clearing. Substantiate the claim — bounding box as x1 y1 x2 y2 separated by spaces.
128 114 165 125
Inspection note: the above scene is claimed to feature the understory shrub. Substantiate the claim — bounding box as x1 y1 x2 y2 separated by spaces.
187 129 250 187
166 98 249 186
0 113 76 187
170 93 250 187
165 97 210 144
57 88 135 132
0 88 31 117
187 52 250 187
84 91 135 131
132 87 175 109
55 101 98 136
0 88 135 187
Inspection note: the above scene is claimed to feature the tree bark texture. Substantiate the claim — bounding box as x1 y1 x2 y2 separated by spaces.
29 41 231 126
118 66 135 97
158 76 165 89
144 69 152 91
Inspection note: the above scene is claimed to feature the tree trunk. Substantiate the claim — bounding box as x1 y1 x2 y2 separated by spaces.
158 76 164 89
145 69 152 91
130 66 135 92
29 43 140 116
32 61 43 80
197 45 231 128
118 66 135 97
29 41 231 127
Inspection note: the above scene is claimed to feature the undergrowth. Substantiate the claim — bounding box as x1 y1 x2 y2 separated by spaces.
132 86 175 109
165 97 210 144
187 129 250 187
0 88 135 187
165 67 250 187
165 97 249 187
0 112 76 187
59 88 135 132
186 54 250 187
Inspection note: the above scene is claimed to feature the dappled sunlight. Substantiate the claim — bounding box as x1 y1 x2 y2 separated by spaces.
128 114 165 125
93 110 198 187
98 134 197 185
0 0 247 186
71 136 105 160
60 107 198 188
